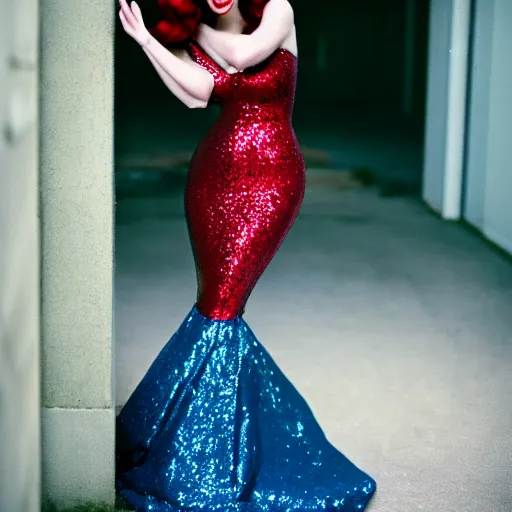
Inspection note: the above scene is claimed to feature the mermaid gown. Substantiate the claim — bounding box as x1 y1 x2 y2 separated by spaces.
116 41 376 511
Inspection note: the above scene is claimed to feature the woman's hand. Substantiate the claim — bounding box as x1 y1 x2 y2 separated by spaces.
118 0 152 48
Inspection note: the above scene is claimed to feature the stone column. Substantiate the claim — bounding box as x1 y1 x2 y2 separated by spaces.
40 0 115 507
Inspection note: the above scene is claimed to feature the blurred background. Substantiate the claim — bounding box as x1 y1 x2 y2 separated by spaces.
1 0 512 511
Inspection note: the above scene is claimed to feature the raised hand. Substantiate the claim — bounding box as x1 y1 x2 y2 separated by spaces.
118 0 152 48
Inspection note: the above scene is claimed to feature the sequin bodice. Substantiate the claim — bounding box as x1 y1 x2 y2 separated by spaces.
185 42 306 320
188 43 297 114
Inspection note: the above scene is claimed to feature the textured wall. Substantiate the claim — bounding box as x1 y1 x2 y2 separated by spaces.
0 0 41 511
40 0 115 506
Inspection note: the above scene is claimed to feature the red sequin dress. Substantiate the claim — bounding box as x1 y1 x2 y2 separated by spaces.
116 41 376 512
185 42 306 320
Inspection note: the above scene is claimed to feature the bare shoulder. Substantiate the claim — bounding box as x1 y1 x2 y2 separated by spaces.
264 0 294 21
266 0 296 56
261 0 295 50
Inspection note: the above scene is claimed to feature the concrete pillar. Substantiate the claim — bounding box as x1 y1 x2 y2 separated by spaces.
40 0 115 507
0 0 40 510
422 0 471 219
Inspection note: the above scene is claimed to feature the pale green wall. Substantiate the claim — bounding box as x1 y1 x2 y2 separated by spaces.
464 0 512 254
0 0 40 511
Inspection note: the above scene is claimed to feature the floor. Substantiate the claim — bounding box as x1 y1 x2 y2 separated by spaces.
115 180 512 511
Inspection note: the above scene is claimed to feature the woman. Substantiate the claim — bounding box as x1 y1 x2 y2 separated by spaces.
117 0 376 510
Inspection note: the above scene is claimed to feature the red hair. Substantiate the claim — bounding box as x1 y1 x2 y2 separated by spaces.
148 0 271 46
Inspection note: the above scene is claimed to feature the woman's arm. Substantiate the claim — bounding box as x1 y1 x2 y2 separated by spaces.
119 0 214 108
196 0 294 71
143 46 211 108
142 38 214 108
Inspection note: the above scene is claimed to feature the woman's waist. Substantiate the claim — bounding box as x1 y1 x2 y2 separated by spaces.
190 125 305 179
218 100 293 123
207 114 298 146
196 125 303 164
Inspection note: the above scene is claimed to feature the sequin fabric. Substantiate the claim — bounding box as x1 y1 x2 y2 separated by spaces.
117 306 376 511
185 42 306 320
116 41 376 511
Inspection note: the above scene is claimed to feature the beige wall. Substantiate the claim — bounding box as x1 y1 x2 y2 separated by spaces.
0 0 41 511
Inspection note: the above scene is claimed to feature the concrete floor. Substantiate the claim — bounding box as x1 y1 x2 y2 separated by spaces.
115 183 512 512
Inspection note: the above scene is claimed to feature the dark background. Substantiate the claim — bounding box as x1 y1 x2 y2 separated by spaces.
115 0 431 192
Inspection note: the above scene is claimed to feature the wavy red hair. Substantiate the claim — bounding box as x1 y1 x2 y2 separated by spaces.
148 0 271 46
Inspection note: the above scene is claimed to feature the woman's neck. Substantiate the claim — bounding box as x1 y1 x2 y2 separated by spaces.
214 4 246 34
